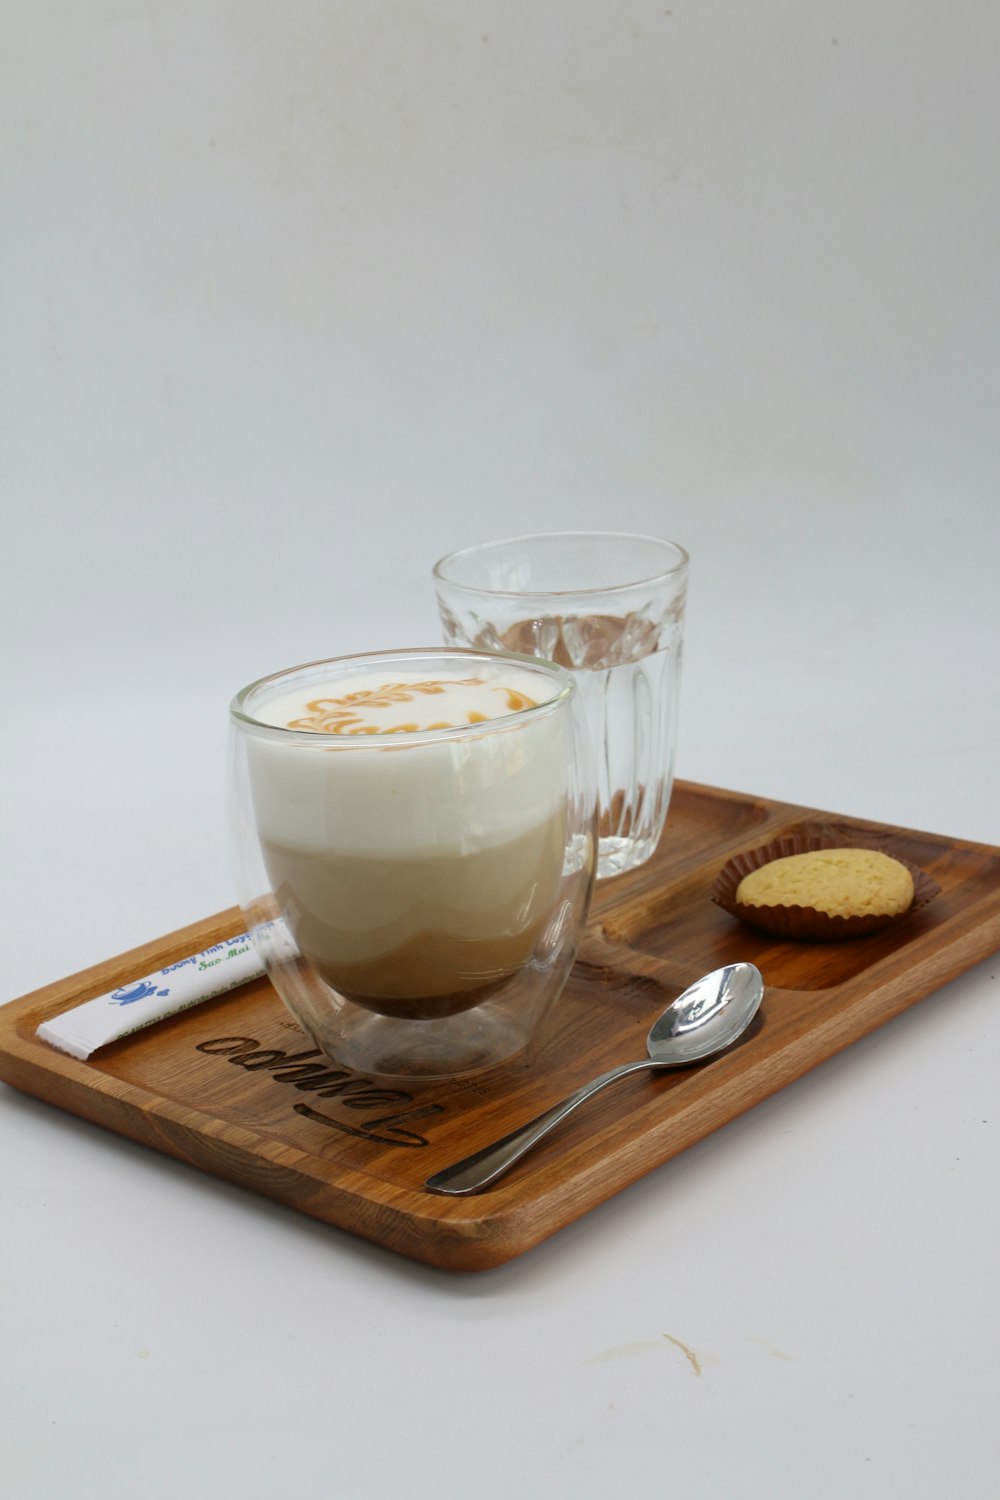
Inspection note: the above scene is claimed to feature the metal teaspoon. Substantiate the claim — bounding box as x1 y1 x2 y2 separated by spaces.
424 961 764 1196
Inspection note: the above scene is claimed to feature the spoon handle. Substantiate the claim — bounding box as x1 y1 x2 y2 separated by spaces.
424 1057 660 1196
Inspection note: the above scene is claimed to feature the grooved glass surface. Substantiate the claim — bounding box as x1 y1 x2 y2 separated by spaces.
434 532 687 878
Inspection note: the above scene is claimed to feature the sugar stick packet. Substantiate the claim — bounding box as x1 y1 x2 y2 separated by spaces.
36 934 266 1060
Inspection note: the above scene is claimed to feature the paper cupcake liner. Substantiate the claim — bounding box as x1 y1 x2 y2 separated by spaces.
709 824 941 942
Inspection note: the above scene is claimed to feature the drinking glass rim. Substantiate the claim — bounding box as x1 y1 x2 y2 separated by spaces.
229 646 576 745
432 530 689 600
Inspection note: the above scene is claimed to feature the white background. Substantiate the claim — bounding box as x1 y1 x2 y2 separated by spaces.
2 3 998 1496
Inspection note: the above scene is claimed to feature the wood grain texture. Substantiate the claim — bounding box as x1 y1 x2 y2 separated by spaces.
2 781 999 1271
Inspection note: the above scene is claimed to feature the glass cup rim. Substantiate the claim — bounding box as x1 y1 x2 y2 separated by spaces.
229 646 576 746
432 529 689 601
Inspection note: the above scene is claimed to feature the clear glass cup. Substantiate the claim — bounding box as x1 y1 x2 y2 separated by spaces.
229 648 597 1081
433 532 688 879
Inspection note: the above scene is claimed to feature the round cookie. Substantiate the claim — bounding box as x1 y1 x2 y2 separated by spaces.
735 847 914 919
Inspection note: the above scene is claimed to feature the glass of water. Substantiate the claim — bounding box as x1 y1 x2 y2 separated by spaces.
433 532 688 879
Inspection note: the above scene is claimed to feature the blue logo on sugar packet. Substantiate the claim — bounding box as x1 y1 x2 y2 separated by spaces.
110 981 170 1006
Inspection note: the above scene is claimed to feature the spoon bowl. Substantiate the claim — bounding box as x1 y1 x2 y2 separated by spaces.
425 961 764 1196
647 961 764 1063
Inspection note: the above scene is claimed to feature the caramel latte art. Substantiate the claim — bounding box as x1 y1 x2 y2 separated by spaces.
244 660 568 1020
260 674 539 735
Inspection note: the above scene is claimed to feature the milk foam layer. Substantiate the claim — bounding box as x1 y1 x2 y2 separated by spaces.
243 659 568 856
256 666 549 735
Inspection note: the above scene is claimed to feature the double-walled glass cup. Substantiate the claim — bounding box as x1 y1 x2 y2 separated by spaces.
229 649 597 1082
433 532 688 878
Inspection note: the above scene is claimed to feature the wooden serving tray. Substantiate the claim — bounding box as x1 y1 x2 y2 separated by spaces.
3 782 1000 1272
